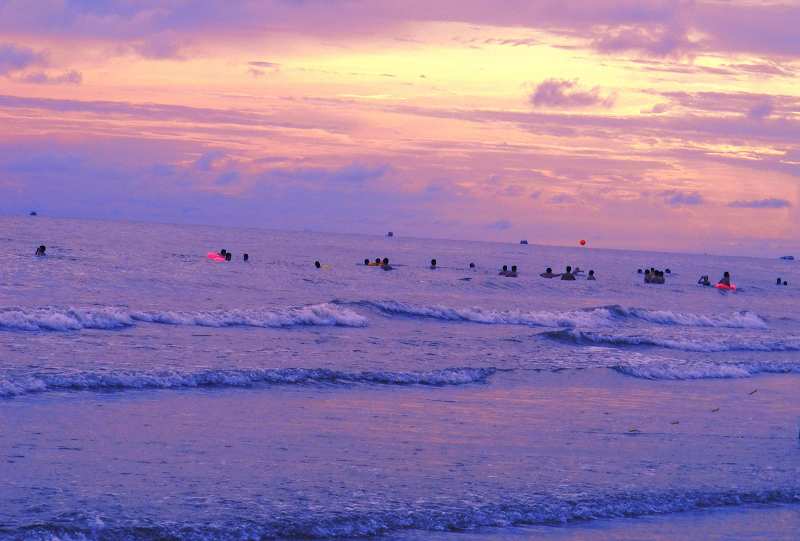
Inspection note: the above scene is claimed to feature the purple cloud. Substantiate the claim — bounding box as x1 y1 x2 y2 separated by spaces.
531 79 615 109
20 70 82 85
0 42 46 75
728 198 791 209
663 190 704 207
592 23 694 57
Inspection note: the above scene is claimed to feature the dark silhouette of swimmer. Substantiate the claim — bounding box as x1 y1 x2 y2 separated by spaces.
665 268 671 274
220 249 227 257
718 271 731 287
469 262 476 269
587 270 596 280
225 252 232 261
499 265 508 276
784 281 789 286
35 245 46 257
698 275 711 286
374 257 382 266
777 277 782 285
652 270 665 284
645 270 652 283
637 269 643 274
314 260 321 269
381 257 393 271
505 265 518 278
365 258 370 266
561 266 576 280
430 258 437 269
243 253 249 262
540 267 558 278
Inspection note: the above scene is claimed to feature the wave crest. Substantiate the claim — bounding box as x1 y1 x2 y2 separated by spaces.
0 303 367 332
0 367 497 398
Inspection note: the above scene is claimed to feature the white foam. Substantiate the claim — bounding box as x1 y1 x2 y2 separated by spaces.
0 303 367 332
613 359 800 380
0 367 497 398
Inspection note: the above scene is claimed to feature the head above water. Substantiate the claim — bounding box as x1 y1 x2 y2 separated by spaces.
546 267 552 273
469 262 475 268
431 259 437 266
511 265 517 272
225 252 232 261
375 258 382 264
566 266 572 273
637 269 643 273
502 265 508 272
314 260 321 268
382 257 389 265
724 271 730 277
365 258 370 265
243 253 249 262
220 249 227 256
589 270 594 276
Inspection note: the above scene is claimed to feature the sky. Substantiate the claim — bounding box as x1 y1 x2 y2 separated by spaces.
0 0 799 255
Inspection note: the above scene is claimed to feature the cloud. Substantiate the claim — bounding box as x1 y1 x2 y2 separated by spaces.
747 100 773 121
592 23 695 57
662 190 704 207
549 193 577 204
0 42 46 75
19 70 82 85
728 198 791 209
249 61 280 69
530 79 615 109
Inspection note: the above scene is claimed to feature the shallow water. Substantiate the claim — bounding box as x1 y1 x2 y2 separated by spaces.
1 216 799 540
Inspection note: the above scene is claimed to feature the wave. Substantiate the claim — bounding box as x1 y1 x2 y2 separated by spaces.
604 305 767 329
0 367 496 398
613 359 800 380
5 488 798 540
342 300 767 330
0 303 367 332
343 300 616 328
544 329 800 353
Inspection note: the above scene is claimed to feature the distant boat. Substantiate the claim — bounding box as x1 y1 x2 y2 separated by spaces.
780 255 794 261
29 211 37 216
520 240 528 245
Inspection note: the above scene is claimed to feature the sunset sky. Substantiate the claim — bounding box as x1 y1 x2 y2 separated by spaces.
1 1 798 255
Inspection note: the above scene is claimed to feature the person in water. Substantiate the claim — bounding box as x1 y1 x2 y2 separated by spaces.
718 271 732 287
243 253 249 262
504 265 518 278
587 270 596 280
698 275 711 286
644 270 652 283
381 257 393 271
35 245 46 256
561 266 576 280
652 270 665 284
225 252 232 261
499 265 508 276
430 258 437 269
540 267 559 278
314 260 321 269
637 269 643 274
469 262 476 270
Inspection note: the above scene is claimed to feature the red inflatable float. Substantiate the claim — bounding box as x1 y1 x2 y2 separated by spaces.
207 251 225 262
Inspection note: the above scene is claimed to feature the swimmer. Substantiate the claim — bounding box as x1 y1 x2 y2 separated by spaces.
314 260 321 269
637 269 643 274
220 249 227 257
499 265 508 276
243 253 249 262
225 252 232 262
469 262 476 270
430 258 437 270
587 270 596 281
784 281 789 286
365 258 370 266
718 271 732 287
665 268 671 274
381 257 393 271
560 266 576 281
777 277 782 285
505 265 518 278
652 270 665 284
698 275 711 286
35 245 46 257
540 267 559 278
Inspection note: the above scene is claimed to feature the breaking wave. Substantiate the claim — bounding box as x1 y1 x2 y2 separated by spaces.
0 367 496 398
4 488 798 540
343 300 767 330
543 329 800 353
613 359 800 380
0 303 367 332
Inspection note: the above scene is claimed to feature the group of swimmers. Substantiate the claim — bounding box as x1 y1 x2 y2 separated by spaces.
365 257 393 271
640 267 670 284
696 271 732 287
215 249 249 262
540 266 596 280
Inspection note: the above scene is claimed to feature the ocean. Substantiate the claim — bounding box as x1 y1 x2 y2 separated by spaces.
1 216 798 540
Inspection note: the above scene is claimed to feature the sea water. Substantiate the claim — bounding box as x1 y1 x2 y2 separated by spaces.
0 216 798 540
